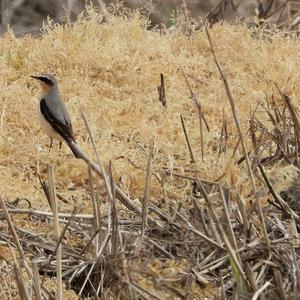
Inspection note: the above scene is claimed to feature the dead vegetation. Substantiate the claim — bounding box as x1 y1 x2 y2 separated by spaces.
2 0 300 35
1 6 300 300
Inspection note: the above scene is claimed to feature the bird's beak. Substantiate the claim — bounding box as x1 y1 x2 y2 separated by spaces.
30 75 39 80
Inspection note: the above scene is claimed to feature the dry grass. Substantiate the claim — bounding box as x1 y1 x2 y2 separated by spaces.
1 7 300 299
1 11 299 203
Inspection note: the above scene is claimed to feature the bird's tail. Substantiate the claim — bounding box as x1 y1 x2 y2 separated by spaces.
66 139 82 159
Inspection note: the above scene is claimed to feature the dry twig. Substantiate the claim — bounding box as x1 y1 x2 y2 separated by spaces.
205 25 270 252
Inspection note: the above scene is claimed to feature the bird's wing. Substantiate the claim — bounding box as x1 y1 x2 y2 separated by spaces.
40 99 75 142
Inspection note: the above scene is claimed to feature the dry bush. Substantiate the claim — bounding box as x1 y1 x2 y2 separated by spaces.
2 0 300 35
1 6 300 299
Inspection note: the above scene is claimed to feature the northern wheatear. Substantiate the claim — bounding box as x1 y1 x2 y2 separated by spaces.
31 74 79 158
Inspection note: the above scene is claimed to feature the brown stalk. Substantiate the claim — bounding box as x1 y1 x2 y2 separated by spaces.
141 141 153 239
72 109 162 228
206 208 223 246
219 109 228 156
182 68 210 161
219 186 238 251
13 263 30 300
108 161 119 259
275 84 300 163
291 238 300 297
0 208 95 220
200 213 211 239
249 110 258 155
236 193 250 234
205 25 270 251
47 165 62 300
81 108 112 250
0 197 42 295
195 182 223 246
38 174 51 207
41 206 76 286
232 136 241 158
219 270 226 300
165 170 219 185
32 261 42 300
78 233 111 296
192 199 209 236
196 180 249 290
80 229 100 256
180 114 196 163
158 73 167 108
88 163 102 255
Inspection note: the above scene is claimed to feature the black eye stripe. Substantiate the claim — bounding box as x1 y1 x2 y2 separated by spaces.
39 77 54 87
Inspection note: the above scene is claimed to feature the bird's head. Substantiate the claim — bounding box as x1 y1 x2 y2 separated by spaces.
30 74 57 92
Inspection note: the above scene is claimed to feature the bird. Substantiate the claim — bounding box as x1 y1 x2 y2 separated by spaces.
31 74 80 158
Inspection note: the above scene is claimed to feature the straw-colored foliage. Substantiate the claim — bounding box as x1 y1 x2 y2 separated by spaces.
0 12 298 201
1 8 300 298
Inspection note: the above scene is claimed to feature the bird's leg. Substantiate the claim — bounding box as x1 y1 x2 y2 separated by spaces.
59 141 62 149
50 139 53 148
